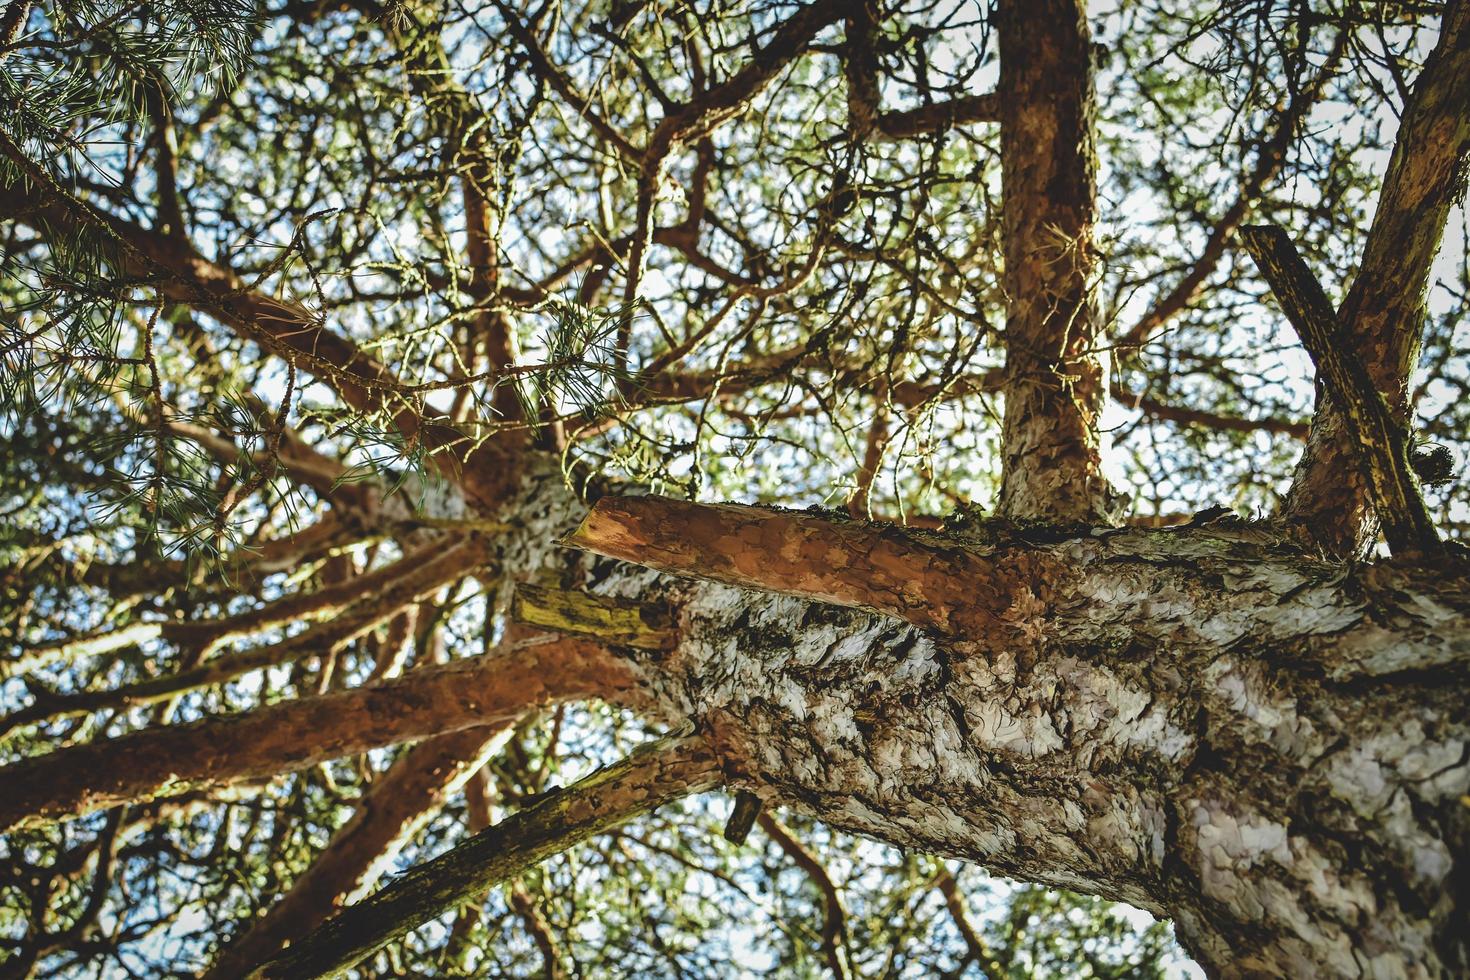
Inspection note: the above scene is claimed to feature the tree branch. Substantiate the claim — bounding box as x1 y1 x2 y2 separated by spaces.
932 867 1007 979
656 0 845 145
565 495 1024 636
492 0 642 163
0 152 464 465
1240 224 1441 557
874 94 1000 140
1115 28 1350 351
203 723 517 979
3 538 490 730
243 734 720 979
1281 0 1470 554
9 536 465 683
0 634 630 831
508 883 567 980
631 354 1306 439
0 0 31 59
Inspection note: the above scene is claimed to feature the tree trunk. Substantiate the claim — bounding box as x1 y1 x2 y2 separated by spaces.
994 0 1113 523
573 495 1470 978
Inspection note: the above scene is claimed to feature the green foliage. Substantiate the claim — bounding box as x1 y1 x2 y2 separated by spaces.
0 0 1463 976
517 299 642 423
2 0 260 559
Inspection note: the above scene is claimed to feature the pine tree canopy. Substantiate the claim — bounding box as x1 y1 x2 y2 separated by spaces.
1 0 1467 977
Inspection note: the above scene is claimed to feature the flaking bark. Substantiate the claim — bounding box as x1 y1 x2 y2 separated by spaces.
572 493 1470 978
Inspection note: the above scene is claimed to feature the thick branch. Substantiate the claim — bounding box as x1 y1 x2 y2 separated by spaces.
1240 224 1440 556
244 735 720 979
204 724 517 979
0 636 631 831
1282 1 1470 553
994 0 1112 521
566 495 1024 636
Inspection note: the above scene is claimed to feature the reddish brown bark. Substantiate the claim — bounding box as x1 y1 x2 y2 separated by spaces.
1281 1 1470 555
0 637 634 831
993 0 1113 522
204 724 516 979
567 495 1033 637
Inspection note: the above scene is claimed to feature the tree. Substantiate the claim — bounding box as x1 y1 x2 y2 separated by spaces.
1 0 1467 976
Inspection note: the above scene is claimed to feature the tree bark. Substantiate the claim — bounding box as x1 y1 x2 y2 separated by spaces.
1281 0 1470 556
245 735 720 979
572 494 1470 978
0 636 633 831
994 0 1114 522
